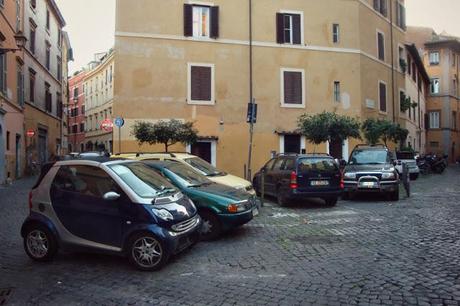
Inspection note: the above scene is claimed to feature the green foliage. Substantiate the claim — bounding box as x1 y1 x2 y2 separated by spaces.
399 59 407 73
131 119 198 152
297 112 361 145
361 118 409 147
400 96 412 112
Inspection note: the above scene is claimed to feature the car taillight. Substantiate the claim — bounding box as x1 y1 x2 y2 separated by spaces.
290 171 298 189
29 191 33 210
340 175 344 189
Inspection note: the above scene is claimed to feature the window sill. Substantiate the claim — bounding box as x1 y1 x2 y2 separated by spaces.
280 103 305 109
187 100 215 106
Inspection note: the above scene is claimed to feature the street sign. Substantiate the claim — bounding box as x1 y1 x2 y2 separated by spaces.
246 102 258 124
101 119 114 132
26 129 35 138
114 117 125 128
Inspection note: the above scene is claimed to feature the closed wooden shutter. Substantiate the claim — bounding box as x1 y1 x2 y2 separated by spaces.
381 0 387 16
284 71 302 105
292 14 301 44
379 82 387 112
210 6 219 39
373 0 379 10
184 4 193 37
378 33 385 60
191 66 212 101
276 13 284 44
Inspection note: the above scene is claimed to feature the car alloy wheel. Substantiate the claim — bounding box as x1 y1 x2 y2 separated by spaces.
199 211 222 241
131 236 164 270
26 230 49 259
23 225 57 262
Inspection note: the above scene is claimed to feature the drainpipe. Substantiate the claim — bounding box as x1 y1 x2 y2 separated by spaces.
246 0 254 180
390 0 396 123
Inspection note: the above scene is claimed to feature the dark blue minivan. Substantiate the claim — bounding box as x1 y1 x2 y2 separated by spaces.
21 159 201 271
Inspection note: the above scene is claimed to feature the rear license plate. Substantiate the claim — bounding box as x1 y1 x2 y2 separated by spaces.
311 180 329 186
360 181 377 188
252 208 259 217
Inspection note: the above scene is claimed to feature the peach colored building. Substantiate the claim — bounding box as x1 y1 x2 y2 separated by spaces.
114 0 407 178
0 0 26 183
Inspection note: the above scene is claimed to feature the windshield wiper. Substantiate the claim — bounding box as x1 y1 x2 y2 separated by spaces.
155 188 176 197
207 171 224 177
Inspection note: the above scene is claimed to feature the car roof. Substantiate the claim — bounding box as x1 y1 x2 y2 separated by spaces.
276 153 334 159
112 152 194 160
54 158 137 167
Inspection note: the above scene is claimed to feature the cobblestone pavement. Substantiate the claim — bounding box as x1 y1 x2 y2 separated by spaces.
1 167 460 305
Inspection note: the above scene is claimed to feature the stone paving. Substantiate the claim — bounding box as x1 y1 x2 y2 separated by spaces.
0 167 460 305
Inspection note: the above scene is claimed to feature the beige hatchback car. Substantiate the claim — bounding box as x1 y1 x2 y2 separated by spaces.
115 153 256 195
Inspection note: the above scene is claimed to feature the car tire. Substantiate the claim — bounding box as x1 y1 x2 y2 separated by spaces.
325 197 338 206
128 232 169 271
389 188 399 201
23 224 58 262
199 210 222 241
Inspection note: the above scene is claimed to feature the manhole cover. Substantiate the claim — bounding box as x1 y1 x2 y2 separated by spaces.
0 288 14 305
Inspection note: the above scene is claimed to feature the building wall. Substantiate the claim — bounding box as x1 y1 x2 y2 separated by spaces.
84 51 114 152
23 0 65 166
114 0 406 177
67 71 85 152
0 0 26 181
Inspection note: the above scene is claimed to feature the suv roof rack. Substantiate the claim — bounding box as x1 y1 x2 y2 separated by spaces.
113 151 192 158
305 152 331 156
353 144 387 149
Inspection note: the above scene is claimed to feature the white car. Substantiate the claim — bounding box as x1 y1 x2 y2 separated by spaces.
394 151 420 180
115 152 256 195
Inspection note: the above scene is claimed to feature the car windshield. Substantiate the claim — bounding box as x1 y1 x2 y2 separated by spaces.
183 157 223 176
396 152 415 160
297 158 338 173
165 163 212 187
349 149 390 165
109 162 176 198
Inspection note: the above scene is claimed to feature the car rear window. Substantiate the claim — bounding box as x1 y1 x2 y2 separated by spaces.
297 158 338 172
32 162 55 189
396 152 415 160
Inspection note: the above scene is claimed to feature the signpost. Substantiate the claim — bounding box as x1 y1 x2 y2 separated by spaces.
100 119 114 132
114 117 125 154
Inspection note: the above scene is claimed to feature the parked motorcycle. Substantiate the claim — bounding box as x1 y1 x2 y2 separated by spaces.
417 154 447 174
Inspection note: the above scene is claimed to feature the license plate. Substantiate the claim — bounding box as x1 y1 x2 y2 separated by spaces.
252 207 259 217
360 181 377 188
311 180 329 186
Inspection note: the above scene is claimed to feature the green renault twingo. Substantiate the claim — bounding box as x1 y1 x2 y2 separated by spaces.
145 160 258 240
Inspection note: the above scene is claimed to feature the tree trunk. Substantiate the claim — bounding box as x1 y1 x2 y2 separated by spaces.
164 143 169 152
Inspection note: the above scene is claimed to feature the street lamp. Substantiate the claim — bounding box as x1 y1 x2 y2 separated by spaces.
0 32 27 55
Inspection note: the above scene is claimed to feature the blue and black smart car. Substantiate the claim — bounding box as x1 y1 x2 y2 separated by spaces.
21 158 201 271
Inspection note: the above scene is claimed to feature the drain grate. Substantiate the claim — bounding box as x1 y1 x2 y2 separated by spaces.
0 288 14 305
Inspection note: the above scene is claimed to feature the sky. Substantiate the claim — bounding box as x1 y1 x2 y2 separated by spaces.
55 0 459 75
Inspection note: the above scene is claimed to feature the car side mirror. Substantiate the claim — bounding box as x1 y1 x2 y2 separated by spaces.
103 191 121 201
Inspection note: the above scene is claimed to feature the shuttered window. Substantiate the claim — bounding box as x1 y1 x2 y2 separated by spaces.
373 0 387 17
379 81 387 112
0 53 6 94
377 32 385 61
184 4 219 39
282 69 304 106
45 83 52 112
276 12 301 45
189 64 213 104
396 2 406 30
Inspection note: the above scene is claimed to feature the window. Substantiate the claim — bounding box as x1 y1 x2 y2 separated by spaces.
379 81 387 112
15 0 20 32
332 24 340 44
272 158 285 170
188 63 214 104
57 56 62 81
17 63 24 107
6 131 10 151
430 78 440 94
45 83 52 112
276 12 302 45
0 52 6 94
281 69 304 107
453 112 457 130
377 31 385 61
57 29 62 48
396 2 406 29
264 159 276 171
373 0 388 16
184 4 219 39
29 22 36 54
429 112 440 129
45 42 51 70
399 46 405 71
80 123 85 133
30 0 36 9
46 10 50 30
429 52 440 65
333 81 341 102
71 124 78 134
29 69 35 102
283 159 296 171
284 135 301 154
81 105 85 115
73 87 79 99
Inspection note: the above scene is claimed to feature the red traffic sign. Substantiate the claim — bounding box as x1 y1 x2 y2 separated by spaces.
101 119 114 132
26 129 35 137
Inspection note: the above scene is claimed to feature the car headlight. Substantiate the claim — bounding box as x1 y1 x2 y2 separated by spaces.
344 172 357 179
382 172 396 180
152 208 174 221
227 203 248 213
